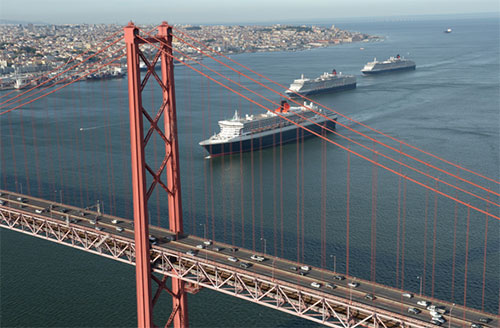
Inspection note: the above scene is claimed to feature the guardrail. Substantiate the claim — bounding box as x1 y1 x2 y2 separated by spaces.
1 204 433 328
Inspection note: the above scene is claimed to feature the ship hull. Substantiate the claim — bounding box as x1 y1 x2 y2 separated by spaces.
286 82 356 97
361 65 416 75
201 119 336 157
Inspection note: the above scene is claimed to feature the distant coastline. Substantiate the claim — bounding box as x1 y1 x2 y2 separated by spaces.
0 23 382 88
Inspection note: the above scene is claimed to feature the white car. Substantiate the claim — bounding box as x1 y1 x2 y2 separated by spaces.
35 208 44 214
408 307 421 315
433 317 446 324
300 265 311 271
417 300 431 307
430 311 442 318
402 293 413 298
115 226 124 232
203 240 212 246
250 254 265 262
111 219 118 224
348 282 359 288
196 244 205 249
310 282 321 288
227 256 238 262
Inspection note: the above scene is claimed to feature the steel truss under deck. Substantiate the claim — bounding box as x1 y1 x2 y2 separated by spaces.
1 206 432 328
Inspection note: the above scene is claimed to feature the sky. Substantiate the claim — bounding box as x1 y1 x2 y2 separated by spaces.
0 0 499 24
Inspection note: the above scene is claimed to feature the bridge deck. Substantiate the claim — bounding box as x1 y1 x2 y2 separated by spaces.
0 190 496 328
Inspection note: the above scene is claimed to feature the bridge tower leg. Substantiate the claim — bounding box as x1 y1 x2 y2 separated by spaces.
124 22 188 328
159 23 189 328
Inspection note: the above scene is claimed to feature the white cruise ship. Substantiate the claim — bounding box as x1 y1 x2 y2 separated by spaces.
199 101 337 158
361 55 416 74
285 69 356 97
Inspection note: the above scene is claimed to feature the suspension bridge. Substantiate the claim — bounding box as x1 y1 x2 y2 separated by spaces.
0 22 498 328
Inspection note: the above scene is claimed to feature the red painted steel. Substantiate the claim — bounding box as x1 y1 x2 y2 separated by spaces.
159 22 189 328
124 22 153 328
124 21 188 328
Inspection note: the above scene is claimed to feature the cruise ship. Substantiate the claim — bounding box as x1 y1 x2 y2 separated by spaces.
361 55 416 74
199 101 337 157
285 69 356 97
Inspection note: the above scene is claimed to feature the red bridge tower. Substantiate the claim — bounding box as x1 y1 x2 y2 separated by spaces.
124 22 188 328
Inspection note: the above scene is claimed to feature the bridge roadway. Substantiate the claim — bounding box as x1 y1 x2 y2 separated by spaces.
0 189 496 328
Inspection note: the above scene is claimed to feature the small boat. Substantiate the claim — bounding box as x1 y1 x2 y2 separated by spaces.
444 28 452 33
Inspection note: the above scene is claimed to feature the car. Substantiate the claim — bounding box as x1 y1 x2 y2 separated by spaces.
471 324 483 328
348 282 359 288
325 283 335 289
427 305 436 311
430 311 442 319
333 275 345 281
115 227 124 232
310 282 321 288
229 247 238 252
433 318 446 324
60 208 69 213
299 271 307 276
79 211 86 216
149 235 157 242
95 227 103 231
430 319 442 326
408 307 421 314
300 265 311 271
90 220 96 225
111 219 118 224
250 254 265 262
212 246 222 252
289 266 298 271
203 240 212 246
365 294 376 301
166 236 175 242
70 219 78 224
227 256 238 262
186 250 198 256
402 293 413 298
417 300 431 307
0 200 4 205
479 318 491 324
16 196 26 202
240 262 251 269
196 244 205 249
35 208 44 214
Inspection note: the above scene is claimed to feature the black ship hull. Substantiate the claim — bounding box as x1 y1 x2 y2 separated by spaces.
201 119 336 157
361 65 416 75
286 82 356 97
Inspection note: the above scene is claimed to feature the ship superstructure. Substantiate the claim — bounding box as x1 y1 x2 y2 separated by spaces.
285 69 356 97
361 55 416 74
199 101 337 157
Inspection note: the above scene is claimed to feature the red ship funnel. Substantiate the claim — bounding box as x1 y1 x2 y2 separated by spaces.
276 100 290 113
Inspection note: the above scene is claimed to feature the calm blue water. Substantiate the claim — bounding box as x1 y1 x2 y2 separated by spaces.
1 15 499 327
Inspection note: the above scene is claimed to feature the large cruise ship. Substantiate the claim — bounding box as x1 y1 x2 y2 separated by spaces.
285 70 356 97
199 101 337 157
361 55 416 74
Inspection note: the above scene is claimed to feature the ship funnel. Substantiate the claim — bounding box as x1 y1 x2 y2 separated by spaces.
276 100 290 113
